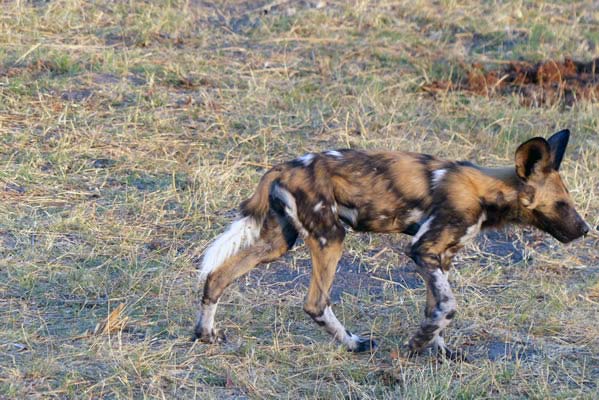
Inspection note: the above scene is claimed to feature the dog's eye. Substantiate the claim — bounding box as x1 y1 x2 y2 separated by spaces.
555 201 568 210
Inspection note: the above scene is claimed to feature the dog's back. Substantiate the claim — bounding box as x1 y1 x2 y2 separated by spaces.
242 149 446 238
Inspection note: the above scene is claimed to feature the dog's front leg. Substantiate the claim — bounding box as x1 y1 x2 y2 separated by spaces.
407 209 482 360
413 266 464 360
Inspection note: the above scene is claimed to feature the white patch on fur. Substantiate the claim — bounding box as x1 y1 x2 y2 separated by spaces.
430 269 456 330
411 216 434 244
271 184 309 237
315 306 358 348
379 215 389 220
413 270 456 349
199 216 261 282
319 237 327 246
331 203 338 214
297 153 315 166
313 201 324 212
431 269 454 309
197 303 217 334
407 208 424 224
431 169 447 188
459 212 487 245
325 150 343 158
338 206 358 226
431 334 446 350
346 333 363 349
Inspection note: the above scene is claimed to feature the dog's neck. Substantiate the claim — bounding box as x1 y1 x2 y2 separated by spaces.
476 166 521 187
469 165 527 226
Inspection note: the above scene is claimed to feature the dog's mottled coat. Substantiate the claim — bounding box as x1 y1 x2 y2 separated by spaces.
195 130 589 359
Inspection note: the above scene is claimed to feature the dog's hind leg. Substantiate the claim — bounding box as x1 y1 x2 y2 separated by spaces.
303 236 377 352
194 212 297 343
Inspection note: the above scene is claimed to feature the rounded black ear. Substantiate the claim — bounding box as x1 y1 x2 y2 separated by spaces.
547 129 570 170
514 137 552 180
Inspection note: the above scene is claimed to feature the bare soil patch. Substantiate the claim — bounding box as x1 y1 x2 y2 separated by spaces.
424 58 599 106
243 252 421 304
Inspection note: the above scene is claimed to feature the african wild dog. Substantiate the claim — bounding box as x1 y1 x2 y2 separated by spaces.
194 129 589 360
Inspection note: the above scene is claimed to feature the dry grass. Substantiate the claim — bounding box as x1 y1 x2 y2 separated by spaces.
0 0 598 398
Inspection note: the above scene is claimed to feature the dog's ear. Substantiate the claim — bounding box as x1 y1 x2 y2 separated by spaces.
515 137 552 180
547 129 570 170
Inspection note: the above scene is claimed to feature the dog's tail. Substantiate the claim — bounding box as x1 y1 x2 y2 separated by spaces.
199 167 282 282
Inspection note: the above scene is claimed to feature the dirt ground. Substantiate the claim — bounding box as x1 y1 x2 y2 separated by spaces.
424 58 599 106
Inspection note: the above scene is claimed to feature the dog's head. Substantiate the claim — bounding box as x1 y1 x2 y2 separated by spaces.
515 129 589 243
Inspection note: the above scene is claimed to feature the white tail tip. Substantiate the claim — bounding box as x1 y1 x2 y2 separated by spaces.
199 216 261 282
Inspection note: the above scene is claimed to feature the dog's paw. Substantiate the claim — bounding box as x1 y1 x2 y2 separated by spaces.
348 336 378 353
192 326 226 344
407 336 426 356
406 339 469 362
405 341 422 359
437 345 468 362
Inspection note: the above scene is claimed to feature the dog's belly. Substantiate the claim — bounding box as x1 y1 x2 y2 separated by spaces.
339 204 426 235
